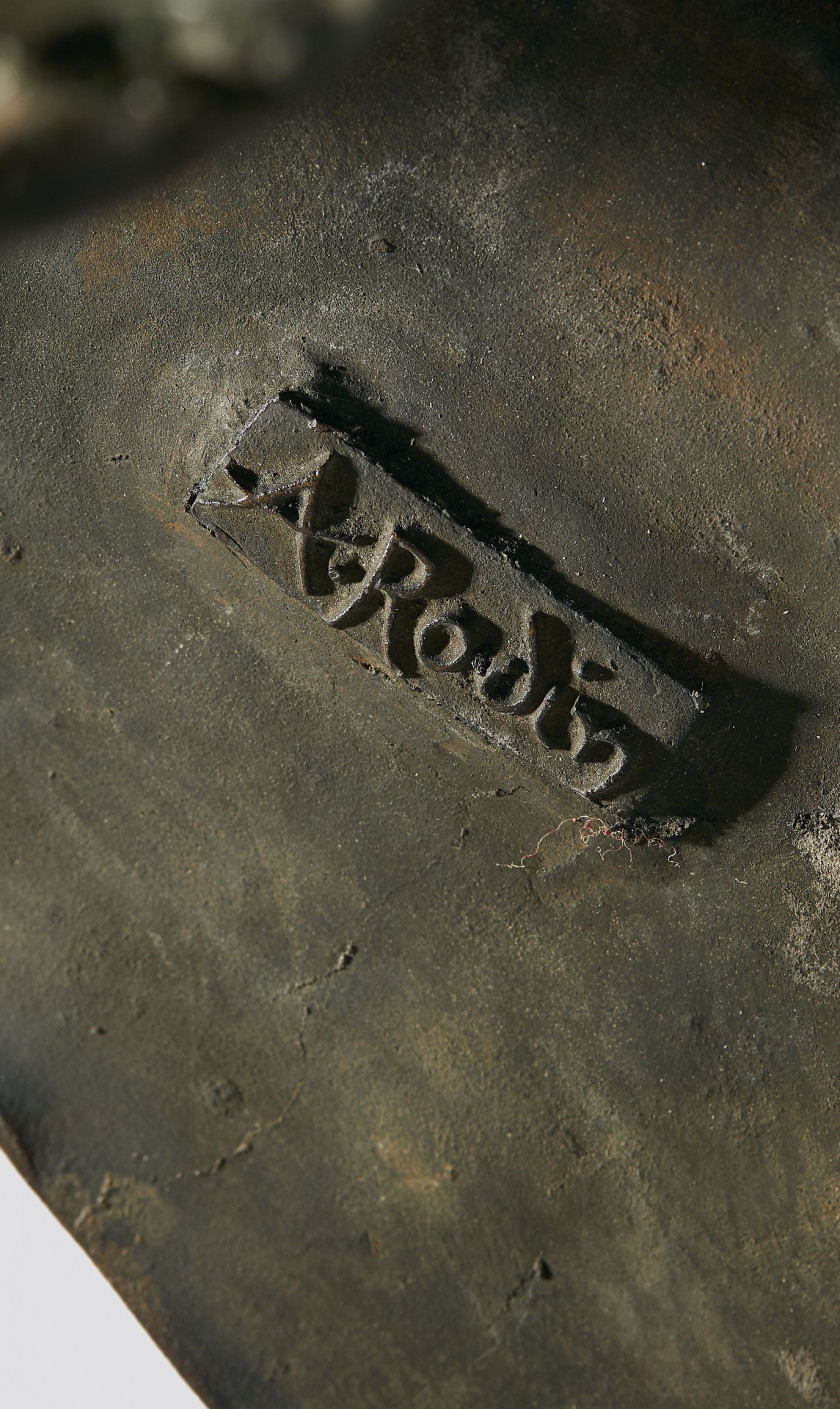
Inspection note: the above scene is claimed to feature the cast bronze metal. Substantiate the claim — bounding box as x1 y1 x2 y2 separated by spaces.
1 1 838 1407
191 395 702 806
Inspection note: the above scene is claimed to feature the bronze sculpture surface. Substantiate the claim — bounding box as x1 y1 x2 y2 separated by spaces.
1 2 839 1405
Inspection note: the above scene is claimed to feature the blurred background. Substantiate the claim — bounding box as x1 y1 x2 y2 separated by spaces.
0 0 396 230
0 1150 205 1407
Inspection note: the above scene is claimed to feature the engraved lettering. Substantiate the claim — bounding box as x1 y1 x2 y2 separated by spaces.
478 611 573 719
323 523 435 676
416 600 492 674
190 398 702 804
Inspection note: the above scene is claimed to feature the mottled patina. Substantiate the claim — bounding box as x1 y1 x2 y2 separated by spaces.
2 2 840 1406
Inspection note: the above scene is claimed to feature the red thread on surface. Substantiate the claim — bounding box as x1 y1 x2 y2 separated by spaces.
501 816 681 870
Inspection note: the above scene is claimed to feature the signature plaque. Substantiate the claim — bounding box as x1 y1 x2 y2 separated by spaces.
189 397 700 803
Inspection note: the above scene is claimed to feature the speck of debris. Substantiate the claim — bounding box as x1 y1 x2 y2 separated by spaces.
611 814 695 845
790 811 840 901
506 1253 553 1306
778 1346 825 1404
200 1076 244 1118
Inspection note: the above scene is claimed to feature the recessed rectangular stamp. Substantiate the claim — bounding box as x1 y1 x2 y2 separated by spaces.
189 396 701 804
